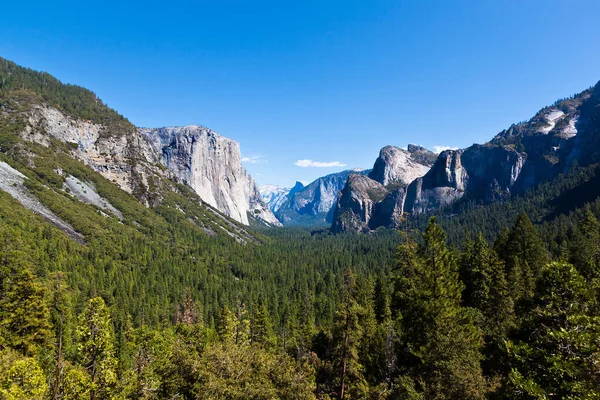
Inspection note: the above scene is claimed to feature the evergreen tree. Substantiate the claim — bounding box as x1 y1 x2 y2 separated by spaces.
0 350 48 400
0 268 52 356
498 213 548 302
332 269 369 399
252 298 275 347
461 233 515 339
76 297 117 400
569 207 600 281
49 271 72 400
394 218 486 399
373 276 391 324
504 262 600 398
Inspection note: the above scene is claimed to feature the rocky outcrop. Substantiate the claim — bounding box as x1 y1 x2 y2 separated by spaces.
403 150 466 214
330 144 436 231
333 83 600 233
369 146 433 186
276 170 369 225
140 125 280 226
260 184 290 213
21 104 162 200
18 102 279 226
332 174 390 233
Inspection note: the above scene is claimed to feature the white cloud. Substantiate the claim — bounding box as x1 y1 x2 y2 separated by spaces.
241 155 267 164
432 146 459 154
295 159 347 168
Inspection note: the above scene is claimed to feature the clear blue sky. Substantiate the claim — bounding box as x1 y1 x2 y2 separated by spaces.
2 1 600 187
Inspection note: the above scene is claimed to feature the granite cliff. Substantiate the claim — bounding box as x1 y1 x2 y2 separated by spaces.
332 82 600 232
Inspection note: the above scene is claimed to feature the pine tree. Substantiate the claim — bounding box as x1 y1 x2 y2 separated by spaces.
499 213 548 302
504 262 600 398
252 298 275 347
394 218 486 399
0 350 49 400
569 207 600 281
373 276 391 324
76 296 117 400
332 269 369 399
49 271 72 400
461 233 515 338
0 268 53 356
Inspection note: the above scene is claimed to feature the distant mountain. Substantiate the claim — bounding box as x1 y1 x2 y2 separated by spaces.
332 82 600 232
260 181 304 213
140 126 280 226
275 169 370 226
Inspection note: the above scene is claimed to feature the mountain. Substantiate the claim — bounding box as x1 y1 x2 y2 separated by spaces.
140 126 280 226
368 145 435 186
275 169 369 226
260 181 304 213
0 56 278 229
332 145 435 232
332 82 600 232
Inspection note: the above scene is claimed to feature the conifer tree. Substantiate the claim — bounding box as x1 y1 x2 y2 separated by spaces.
0 350 48 400
569 207 600 281
504 262 600 398
49 271 72 400
332 269 369 399
76 296 117 400
499 213 548 302
461 233 515 339
394 218 486 399
252 298 275 347
0 268 52 356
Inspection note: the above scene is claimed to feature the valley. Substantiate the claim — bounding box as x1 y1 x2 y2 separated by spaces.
1 55 599 399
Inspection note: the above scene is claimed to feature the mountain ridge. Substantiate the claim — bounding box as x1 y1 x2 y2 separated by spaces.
331 81 600 232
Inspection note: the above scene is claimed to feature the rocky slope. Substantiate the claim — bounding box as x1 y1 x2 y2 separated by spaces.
0 56 277 230
140 126 280 226
333 82 600 232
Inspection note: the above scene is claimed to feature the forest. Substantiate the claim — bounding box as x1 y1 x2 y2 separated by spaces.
1 195 600 398
0 55 599 399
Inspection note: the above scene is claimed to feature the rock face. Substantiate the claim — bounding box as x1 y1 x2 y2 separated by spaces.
369 145 433 186
332 174 406 233
275 170 369 225
21 104 162 199
333 82 600 233
260 184 290 213
140 126 280 226
332 146 434 232
19 103 278 226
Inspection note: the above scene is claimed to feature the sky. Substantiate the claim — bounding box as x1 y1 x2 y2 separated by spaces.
1 1 600 187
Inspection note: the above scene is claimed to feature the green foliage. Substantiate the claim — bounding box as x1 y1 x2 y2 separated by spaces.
503 262 600 399
461 233 515 339
498 213 548 302
0 350 48 400
0 268 52 356
76 297 117 400
4 54 600 398
0 57 133 137
394 218 486 399
193 342 316 399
